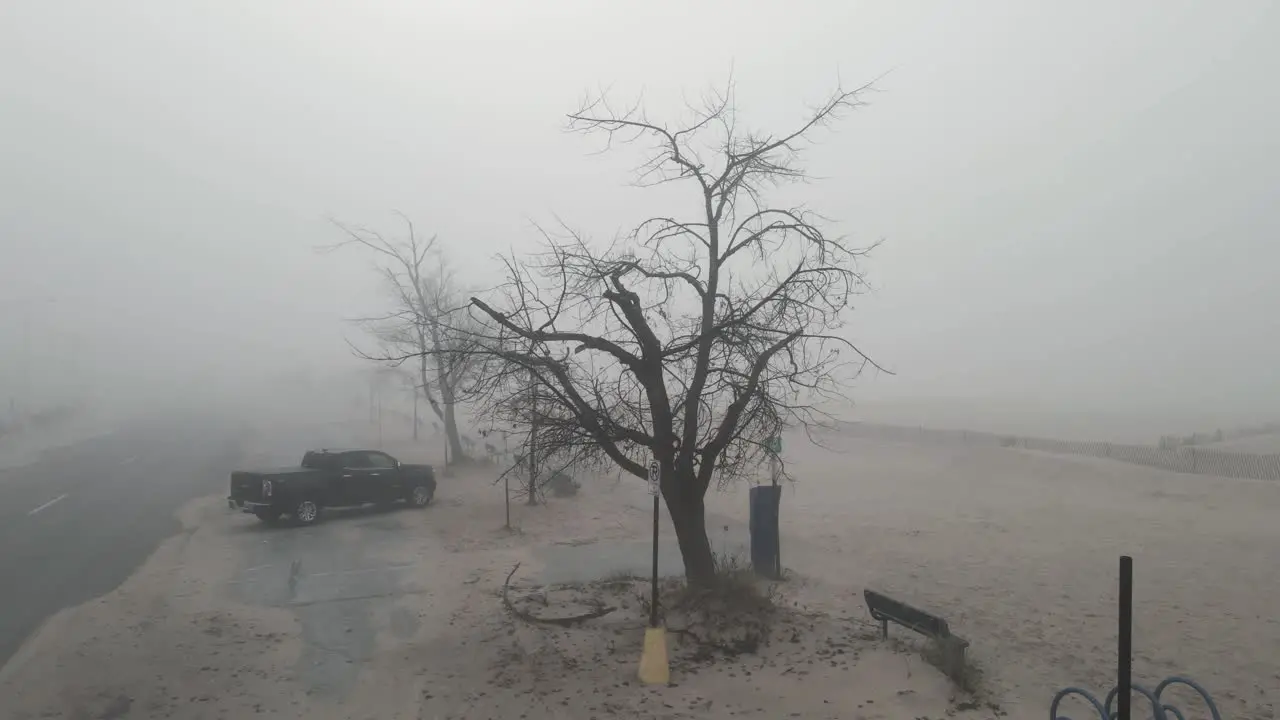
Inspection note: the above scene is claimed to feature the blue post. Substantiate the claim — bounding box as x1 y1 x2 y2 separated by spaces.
748 485 782 579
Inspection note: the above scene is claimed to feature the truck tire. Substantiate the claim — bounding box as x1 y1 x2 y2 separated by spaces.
408 484 434 508
293 499 321 525
254 508 282 524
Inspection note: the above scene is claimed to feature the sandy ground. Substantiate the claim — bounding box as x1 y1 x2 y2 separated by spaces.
2 422 1276 719
709 431 1279 720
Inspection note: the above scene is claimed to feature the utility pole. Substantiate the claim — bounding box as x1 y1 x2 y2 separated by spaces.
3 295 55 420
504 470 512 528
503 430 512 528
20 306 30 418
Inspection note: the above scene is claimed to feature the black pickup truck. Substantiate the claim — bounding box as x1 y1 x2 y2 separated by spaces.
227 449 436 525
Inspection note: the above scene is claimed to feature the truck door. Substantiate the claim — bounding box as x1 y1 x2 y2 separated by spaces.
364 451 401 501
338 451 376 505
339 451 398 505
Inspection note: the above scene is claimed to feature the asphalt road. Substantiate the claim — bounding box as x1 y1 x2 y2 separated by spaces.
0 412 248 668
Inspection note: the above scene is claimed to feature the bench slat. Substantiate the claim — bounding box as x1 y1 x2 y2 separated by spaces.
863 589 970 683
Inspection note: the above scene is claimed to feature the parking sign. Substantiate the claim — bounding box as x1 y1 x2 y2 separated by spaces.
648 460 660 496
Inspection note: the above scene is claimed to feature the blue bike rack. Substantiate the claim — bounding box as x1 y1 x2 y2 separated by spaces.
1049 557 1223 720
1050 676 1223 720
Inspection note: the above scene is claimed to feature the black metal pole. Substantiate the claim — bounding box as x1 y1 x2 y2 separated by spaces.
527 367 538 505
650 491 660 627
1118 555 1133 720
640 376 659 627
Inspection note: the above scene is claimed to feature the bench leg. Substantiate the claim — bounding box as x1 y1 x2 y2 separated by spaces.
880 619 888 640
939 639 968 682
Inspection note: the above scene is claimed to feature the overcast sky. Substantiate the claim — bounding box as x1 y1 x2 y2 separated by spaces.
2 1 1277 427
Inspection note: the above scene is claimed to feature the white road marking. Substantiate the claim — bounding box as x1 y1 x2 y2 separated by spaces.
121 455 138 465
27 493 69 516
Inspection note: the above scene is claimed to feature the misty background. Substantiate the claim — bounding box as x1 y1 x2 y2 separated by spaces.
2 1 1277 442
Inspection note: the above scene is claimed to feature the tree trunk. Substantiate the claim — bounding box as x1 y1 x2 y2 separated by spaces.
435 360 467 464
442 398 465 463
664 486 716 586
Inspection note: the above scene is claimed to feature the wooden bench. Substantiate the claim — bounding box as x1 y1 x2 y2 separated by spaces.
864 589 969 680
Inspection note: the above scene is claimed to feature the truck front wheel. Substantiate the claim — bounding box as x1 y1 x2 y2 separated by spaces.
294 499 321 525
408 484 434 508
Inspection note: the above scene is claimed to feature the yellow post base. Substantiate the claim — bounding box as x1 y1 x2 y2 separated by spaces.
638 626 670 685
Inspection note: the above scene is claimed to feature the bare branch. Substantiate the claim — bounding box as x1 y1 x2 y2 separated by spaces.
472 75 887 584
327 216 490 461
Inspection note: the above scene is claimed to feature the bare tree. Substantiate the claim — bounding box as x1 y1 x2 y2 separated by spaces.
329 216 483 464
477 361 604 507
468 79 884 585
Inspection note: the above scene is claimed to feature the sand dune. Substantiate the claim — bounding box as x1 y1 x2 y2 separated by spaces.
702 430 1279 719
1206 433 1280 455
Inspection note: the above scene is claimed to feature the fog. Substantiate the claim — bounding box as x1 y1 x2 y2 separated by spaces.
2 1 1277 439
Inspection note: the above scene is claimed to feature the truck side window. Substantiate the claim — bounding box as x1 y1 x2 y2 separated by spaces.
367 452 396 469
343 452 372 469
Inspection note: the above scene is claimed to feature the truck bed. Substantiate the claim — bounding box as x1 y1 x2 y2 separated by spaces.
229 467 322 504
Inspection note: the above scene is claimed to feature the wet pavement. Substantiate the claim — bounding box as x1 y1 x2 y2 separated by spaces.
0 413 247 668
226 506 423 699
221 484 757 699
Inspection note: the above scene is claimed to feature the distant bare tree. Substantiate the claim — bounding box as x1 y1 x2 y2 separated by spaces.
476 363 602 507
468 79 884 584
329 216 483 464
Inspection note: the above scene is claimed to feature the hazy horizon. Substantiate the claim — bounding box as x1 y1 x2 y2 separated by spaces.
3 1 1278 435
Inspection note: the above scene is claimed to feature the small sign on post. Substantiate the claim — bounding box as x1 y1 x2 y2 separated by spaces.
765 434 782 487
639 456 668 685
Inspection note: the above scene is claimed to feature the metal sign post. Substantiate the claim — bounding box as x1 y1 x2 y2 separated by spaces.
647 459 660 626
638 457 669 685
